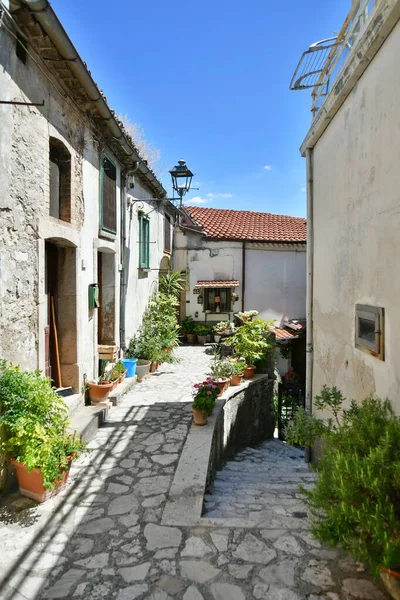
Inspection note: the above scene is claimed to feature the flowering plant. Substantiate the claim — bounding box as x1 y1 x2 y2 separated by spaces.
213 321 234 333
236 310 259 320
192 378 219 414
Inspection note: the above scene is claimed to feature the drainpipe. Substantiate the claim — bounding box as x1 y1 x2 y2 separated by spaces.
305 147 314 463
119 166 139 353
241 241 246 312
19 0 166 197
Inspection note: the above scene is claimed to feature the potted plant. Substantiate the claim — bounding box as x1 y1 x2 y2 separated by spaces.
194 324 210 345
230 318 273 379
181 316 196 344
0 362 85 502
229 359 246 386
285 387 400 599
192 378 219 425
88 362 114 403
210 356 233 396
236 310 259 322
213 321 234 342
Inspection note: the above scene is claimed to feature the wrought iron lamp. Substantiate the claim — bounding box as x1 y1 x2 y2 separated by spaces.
169 159 193 204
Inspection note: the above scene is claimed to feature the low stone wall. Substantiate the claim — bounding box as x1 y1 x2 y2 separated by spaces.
207 375 275 486
162 374 275 527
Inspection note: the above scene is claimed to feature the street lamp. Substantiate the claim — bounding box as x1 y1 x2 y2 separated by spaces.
169 159 194 204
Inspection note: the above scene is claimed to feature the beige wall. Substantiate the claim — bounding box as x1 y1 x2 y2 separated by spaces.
311 19 400 412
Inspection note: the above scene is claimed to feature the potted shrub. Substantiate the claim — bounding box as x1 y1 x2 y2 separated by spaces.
192 378 219 426
230 318 273 379
229 359 246 386
194 324 210 345
285 387 400 599
0 362 85 503
210 356 233 396
182 316 196 344
213 321 234 342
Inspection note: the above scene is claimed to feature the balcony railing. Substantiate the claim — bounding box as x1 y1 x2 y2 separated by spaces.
290 0 381 117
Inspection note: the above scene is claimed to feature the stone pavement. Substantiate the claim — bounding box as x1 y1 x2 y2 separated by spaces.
0 347 389 600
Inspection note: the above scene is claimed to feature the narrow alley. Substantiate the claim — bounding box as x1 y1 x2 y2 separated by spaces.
0 348 389 600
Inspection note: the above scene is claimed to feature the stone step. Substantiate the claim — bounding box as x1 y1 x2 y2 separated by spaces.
68 403 110 443
63 393 84 416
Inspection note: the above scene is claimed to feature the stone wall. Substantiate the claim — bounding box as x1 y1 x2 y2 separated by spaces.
207 375 275 486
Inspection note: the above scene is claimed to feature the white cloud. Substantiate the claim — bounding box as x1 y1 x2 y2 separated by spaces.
184 196 209 205
301 188 306 193
264 164 272 171
206 192 233 199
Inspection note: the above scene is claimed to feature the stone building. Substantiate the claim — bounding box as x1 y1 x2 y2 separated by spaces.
0 0 174 395
292 0 400 413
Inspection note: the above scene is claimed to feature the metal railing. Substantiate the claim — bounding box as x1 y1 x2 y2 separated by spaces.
290 0 381 117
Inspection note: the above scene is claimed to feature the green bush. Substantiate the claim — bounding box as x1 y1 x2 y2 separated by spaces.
181 316 195 334
194 324 210 336
285 386 400 576
0 361 85 489
230 318 275 365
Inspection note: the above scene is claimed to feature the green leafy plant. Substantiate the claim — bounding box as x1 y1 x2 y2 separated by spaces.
159 271 187 297
181 315 196 334
285 387 400 576
230 318 275 365
109 361 126 382
192 378 219 414
229 359 246 376
0 362 85 489
194 324 210 336
209 355 234 379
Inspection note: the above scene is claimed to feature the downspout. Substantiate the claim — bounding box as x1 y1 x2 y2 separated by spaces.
305 147 314 463
242 241 246 312
120 166 139 352
119 171 127 354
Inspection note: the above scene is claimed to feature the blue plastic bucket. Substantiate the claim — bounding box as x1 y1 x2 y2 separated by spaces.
122 358 137 378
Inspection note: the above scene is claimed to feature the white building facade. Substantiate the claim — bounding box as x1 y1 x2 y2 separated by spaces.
297 0 400 413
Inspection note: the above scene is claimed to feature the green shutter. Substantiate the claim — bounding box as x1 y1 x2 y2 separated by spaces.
138 213 150 268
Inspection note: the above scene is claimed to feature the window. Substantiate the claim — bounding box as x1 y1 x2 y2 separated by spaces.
49 138 71 222
16 34 27 64
355 304 384 360
138 212 150 269
204 288 232 313
100 156 117 234
164 214 171 253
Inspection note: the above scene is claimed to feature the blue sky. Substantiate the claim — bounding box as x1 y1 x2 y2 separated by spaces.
52 0 349 217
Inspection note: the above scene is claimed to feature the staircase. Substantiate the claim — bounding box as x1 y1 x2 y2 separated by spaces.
203 439 315 525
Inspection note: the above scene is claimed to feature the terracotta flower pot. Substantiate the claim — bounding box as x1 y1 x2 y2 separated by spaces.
197 335 207 346
192 408 209 426
118 370 127 384
136 360 150 382
243 365 256 379
230 375 243 386
88 381 113 403
11 457 73 503
187 333 197 344
380 567 400 600
216 377 230 396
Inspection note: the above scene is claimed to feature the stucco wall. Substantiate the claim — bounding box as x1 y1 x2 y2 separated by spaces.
173 229 306 326
311 19 400 412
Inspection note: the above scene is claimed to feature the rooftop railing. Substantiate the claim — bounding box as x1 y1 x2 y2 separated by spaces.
290 0 381 117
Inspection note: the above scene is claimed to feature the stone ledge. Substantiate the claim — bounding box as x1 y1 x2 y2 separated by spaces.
108 376 137 406
162 374 274 527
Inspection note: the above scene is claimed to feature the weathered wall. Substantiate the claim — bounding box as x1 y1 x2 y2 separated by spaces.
207 375 275 486
173 229 306 326
311 19 400 413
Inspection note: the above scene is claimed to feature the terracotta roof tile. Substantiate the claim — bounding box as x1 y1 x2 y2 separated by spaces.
183 206 306 242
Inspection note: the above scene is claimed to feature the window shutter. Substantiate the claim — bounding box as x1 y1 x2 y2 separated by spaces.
101 157 117 233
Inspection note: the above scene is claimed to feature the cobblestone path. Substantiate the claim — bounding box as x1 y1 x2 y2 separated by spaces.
0 347 389 600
